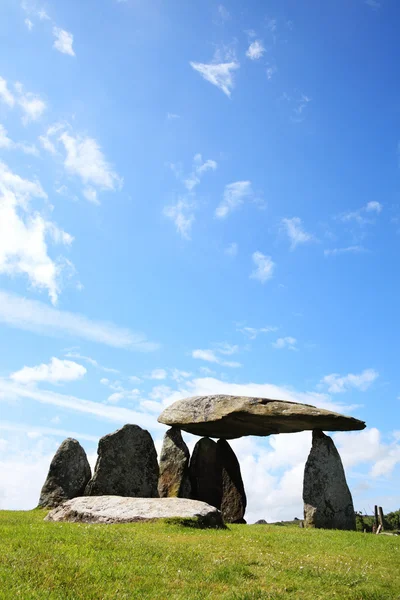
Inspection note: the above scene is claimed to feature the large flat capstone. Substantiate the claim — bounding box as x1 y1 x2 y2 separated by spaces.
44 496 224 528
158 395 366 439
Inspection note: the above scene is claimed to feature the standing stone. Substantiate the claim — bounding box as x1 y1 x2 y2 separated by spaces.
38 438 91 509
158 428 191 498
189 437 222 509
217 439 247 524
303 430 356 530
85 424 159 498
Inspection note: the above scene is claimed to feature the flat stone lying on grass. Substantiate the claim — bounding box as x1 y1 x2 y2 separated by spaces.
38 438 91 509
158 394 366 439
44 496 224 528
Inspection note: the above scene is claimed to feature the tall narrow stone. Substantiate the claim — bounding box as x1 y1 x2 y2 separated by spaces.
303 430 356 530
217 439 247 523
38 438 91 509
158 427 191 498
189 437 222 509
85 424 159 498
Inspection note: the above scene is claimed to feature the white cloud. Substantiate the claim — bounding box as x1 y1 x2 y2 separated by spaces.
216 181 253 218
106 388 140 404
184 154 217 191
82 187 99 204
282 217 314 249
250 251 275 283
192 349 241 368
149 369 167 380
213 342 239 355
321 368 379 394
246 40 265 60
0 379 163 428
64 352 119 373
365 201 382 213
59 131 122 195
266 65 278 80
15 82 47 124
224 242 238 256
53 27 75 57
24 18 34 30
0 124 39 155
324 246 366 257
0 289 159 350
217 4 230 20
237 325 278 340
190 58 239 97
163 198 195 240
0 77 15 107
0 161 72 303
167 112 180 120
0 124 12 148
272 336 297 351
11 357 86 385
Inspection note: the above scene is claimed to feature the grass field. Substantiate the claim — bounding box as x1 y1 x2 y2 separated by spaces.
0 510 399 599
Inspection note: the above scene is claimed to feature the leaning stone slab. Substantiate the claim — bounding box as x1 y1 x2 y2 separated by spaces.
158 427 191 498
303 430 356 530
158 395 366 439
44 496 224 528
217 439 247 524
85 424 159 498
38 438 91 509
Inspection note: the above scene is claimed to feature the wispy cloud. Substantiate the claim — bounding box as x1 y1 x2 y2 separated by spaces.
0 124 39 155
192 348 241 368
337 201 383 225
0 77 46 124
183 154 217 191
237 325 278 340
217 4 230 20
53 27 75 57
190 54 239 97
0 289 159 350
225 242 238 257
246 40 265 60
282 217 314 250
163 198 195 239
10 357 86 385
250 251 275 283
216 181 253 218
272 336 297 351
321 368 379 393
64 351 119 374
0 77 15 107
324 245 366 257
365 0 381 9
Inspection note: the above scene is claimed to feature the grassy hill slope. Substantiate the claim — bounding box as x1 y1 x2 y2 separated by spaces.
0 510 399 599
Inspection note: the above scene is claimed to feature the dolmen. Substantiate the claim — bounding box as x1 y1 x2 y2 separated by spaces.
158 394 366 529
39 394 366 531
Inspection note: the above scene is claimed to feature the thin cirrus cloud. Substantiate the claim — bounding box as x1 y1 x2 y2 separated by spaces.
0 289 159 351
281 217 314 250
10 357 87 385
192 348 242 368
237 325 278 340
216 181 253 218
163 198 195 240
0 123 39 155
190 56 239 97
184 154 217 191
324 246 366 257
53 27 75 57
272 336 297 351
337 201 383 225
250 251 275 283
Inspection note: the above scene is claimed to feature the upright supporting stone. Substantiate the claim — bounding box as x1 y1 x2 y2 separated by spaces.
189 437 222 509
217 439 247 523
303 430 356 530
158 427 191 498
38 438 91 509
85 424 159 498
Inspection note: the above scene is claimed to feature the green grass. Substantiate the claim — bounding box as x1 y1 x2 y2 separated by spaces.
0 510 399 599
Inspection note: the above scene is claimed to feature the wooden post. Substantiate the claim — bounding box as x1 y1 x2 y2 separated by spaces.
378 506 384 531
374 505 379 528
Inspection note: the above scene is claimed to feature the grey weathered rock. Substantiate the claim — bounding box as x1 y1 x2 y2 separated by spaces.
38 438 91 509
45 496 224 528
303 430 356 530
158 428 191 498
85 424 159 498
189 437 222 509
217 439 247 524
158 395 366 439
254 519 268 525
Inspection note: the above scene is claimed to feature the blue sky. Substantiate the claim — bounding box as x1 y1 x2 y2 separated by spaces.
0 0 399 522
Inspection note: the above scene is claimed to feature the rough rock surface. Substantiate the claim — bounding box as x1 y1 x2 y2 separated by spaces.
45 496 224 528
38 438 91 509
217 439 247 523
85 424 159 498
303 430 356 530
158 395 366 439
254 519 268 525
158 428 191 498
189 437 222 509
